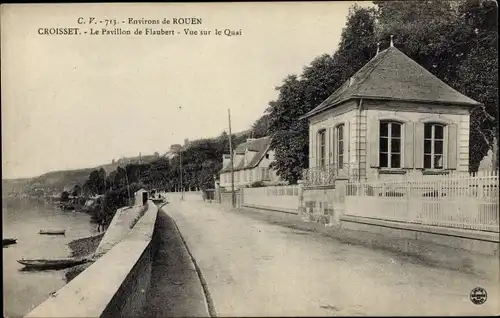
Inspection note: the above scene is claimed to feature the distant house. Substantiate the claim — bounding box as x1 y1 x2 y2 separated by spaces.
300 42 481 183
134 188 148 206
219 136 282 190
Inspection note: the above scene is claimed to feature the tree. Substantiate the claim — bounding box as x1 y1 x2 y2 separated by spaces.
71 184 82 197
374 0 498 170
85 170 104 195
268 75 309 183
251 114 270 138
267 5 377 183
60 191 70 202
453 0 498 170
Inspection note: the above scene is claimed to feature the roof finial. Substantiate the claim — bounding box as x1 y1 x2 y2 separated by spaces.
376 42 380 55
390 35 394 47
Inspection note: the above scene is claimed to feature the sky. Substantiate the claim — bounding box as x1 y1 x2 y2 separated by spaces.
1 2 374 179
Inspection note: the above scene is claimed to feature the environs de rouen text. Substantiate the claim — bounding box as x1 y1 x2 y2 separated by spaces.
37 16 242 37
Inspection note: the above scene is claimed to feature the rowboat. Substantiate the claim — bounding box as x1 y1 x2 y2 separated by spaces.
39 229 66 235
3 238 17 247
17 257 87 270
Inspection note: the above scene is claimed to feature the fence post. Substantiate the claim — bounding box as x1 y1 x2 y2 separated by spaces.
297 180 306 218
332 178 347 227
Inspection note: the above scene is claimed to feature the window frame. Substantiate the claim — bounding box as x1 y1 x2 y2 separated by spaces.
261 167 270 181
318 129 326 168
379 121 403 169
424 123 445 170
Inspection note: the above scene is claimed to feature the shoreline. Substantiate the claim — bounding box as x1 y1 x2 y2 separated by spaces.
64 233 105 283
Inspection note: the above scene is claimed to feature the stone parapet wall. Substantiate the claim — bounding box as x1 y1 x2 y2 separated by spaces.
25 201 159 318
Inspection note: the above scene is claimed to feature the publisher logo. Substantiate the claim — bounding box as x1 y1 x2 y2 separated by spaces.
470 287 487 305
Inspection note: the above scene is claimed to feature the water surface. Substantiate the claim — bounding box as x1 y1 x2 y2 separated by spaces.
2 198 98 317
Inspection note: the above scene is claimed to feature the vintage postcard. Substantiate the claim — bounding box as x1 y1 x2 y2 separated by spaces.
2 1 499 317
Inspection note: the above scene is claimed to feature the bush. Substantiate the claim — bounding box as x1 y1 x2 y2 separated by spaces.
250 181 266 188
61 191 70 202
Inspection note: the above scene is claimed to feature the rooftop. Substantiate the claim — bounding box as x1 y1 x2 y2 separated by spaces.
302 45 481 119
220 136 272 173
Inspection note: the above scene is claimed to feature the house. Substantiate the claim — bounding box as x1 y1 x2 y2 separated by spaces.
300 41 481 184
219 136 282 190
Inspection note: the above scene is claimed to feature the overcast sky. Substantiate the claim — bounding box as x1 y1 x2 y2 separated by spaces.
2 2 374 179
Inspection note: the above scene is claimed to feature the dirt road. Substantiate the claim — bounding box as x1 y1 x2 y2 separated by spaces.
166 200 499 316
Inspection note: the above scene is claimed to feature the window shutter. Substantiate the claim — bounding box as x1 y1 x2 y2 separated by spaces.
325 128 330 165
447 124 458 169
332 127 337 166
403 122 414 168
415 122 424 169
329 127 333 165
343 123 349 166
369 118 379 167
315 131 319 167
309 128 314 159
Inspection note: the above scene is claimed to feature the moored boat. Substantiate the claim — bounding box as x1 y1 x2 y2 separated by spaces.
39 229 66 235
3 238 17 247
17 257 87 270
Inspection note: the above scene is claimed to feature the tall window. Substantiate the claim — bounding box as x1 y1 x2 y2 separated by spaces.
424 123 444 169
336 124 344 169
261 167 270 180
318 130 326 167
379 122 402 168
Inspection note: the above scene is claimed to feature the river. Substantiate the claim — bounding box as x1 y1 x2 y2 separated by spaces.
2 198 99 317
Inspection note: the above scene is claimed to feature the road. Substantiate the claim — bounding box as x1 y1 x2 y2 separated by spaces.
166 200 499 317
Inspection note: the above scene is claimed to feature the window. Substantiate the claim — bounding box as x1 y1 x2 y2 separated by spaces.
318 130 326 167
261 167 270 180
379 122 402 168
265 153 270 159
249 170 253 183
336 125 344 169
424 123 444 169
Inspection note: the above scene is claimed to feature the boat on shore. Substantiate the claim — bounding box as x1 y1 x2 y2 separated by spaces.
3 238 17 247
17 257 88 270
39 229 66 235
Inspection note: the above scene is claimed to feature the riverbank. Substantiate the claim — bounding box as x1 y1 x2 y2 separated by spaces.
65 233 105 282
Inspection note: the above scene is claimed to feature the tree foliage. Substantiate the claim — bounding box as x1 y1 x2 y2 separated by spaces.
265 1 497 181
267 6 378 183
251 114 270 138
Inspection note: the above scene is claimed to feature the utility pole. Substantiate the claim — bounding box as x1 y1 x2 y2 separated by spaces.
180 149 184 200
228 109 235 208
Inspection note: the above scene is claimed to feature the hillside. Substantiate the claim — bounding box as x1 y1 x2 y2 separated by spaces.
2 124 256 195
2 154 161 194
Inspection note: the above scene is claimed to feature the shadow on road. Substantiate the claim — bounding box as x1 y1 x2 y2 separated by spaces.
142 209 209 317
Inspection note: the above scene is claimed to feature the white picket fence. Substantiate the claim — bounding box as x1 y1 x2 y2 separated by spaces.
345 171 499 232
